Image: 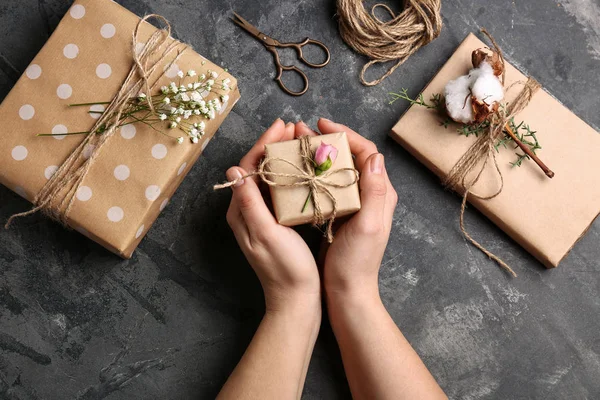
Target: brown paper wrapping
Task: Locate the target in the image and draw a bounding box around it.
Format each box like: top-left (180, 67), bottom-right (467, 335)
top-left (390, 33), bottom-right (600, 268)
top-left (264, 132), bottom-right (361, 226)
top-left (0, 0), bottom-right (240, 258)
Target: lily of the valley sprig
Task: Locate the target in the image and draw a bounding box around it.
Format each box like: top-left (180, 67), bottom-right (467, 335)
top-left (37, 68), bottom-right (231, 144)
top-left (302, 142), bottom-right (338, 213)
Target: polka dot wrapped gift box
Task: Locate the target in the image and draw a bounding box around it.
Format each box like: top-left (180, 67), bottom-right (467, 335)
top-left (0, 0), bottom-right (240, 258)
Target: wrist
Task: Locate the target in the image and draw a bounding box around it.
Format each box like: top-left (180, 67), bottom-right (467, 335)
top-left (325, 282), bottom-right (381, 314)
top-left (264, 289), bottom-right (322, 325)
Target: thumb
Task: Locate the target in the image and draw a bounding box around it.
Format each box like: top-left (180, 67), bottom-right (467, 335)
top-left (227, 166), bottom-right (277, 233)
top-left (355, 153), bottom-right (387, 227)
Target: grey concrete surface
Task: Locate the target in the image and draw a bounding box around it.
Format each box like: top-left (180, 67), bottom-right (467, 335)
top-left (1, 0), bottom-right (599, 399)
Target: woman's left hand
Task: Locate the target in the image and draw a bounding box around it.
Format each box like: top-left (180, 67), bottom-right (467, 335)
top-left (225, 118), bottom-right (321, 314)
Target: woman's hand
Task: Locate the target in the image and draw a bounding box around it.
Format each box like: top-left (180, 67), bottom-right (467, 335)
top-left (294, 118), bottom-right (398, 300)
top-left (226, 118), bottom-right (321, 314)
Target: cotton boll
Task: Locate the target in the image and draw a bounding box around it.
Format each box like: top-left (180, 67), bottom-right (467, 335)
top-left (470, 66), bottom-right (504, 110)
top-left (444, 75), bottom-right (474, 123)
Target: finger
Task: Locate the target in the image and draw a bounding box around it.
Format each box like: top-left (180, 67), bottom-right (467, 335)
top-left (354, 153), bottom-right (388, 230)
top-left (382, 166), bottom-right (398, 232)
top-left (239, 118), bottom-right (287, 172)
top-left (317, 118), bottom-right (377, 171)
top-left (284, 121), bottom-right (295, 139)
top-left (226, 200), bottom-right (250, 247)
top-left (226, 166), bottom-right (277, 234)
top-left (295, 121), bottom-right (319, 138)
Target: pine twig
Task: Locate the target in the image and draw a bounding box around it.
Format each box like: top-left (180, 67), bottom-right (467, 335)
top-left (503, 124), bottom-right (554, 178)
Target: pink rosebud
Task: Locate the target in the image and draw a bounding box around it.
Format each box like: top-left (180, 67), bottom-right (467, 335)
top-left (315, 142), bottom-right (338, 169)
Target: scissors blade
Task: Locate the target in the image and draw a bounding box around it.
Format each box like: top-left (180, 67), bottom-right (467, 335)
top-left (231, 12), bottom-right (261, 38)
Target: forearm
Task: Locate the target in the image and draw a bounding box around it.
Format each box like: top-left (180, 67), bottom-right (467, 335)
top-left (327, 288), bottom-right (446, 400)
top-left (218, 298), bottom-right (321, 400)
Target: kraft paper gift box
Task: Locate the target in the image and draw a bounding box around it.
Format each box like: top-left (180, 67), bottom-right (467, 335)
top-left (0, 0), bottom-right (240, 258)
top-left (390, 33), bottom-right (600, 268)
top-left (264, 132), bottom-right (361, 226)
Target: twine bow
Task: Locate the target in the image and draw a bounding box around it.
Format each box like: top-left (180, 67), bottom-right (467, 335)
top-left (443, 30), bottom-right (541, 277)
top-left (6, 15), bottom-right (188, 228)
top-left (214, 135), bottom-right (360, 242)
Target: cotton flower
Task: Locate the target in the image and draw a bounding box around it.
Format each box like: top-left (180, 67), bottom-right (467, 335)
top-left (177, 136), bottom-right (184, 144)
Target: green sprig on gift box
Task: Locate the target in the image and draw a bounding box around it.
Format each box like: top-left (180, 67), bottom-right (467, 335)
top-left (37, 68), bottom-right (231, 145)
top-left (389, 89), bottom-right (542, 167)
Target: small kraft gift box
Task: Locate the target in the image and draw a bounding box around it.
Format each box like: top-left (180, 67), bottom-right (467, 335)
top-left (0, 0), bottom-right (241, 258)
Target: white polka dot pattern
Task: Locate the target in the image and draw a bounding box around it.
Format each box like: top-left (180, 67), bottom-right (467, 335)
top-left (26, 64), bottom-right (42, 79)
top-left (19, 105), bottom-right (35, 120)
top-left (135, 225), bottom-right (145, 239)
top-left (100, 24), bottom-right (116, 38)
top-left (113, 165), bottom-right (130, 181)
top-left (45, 165), bottom-right (59, 179)
top-left (107, 207), bottom-right (124, 222)
top-left (52, 124), bottom-right (68, 140)
top-left (151, 144), bottom-right (167, 160)
top-left (76, 186), bottom-right (93, 202)
top-left (145, 185), bottom-right (161, 201)
top-left (11, 146), bottom-right (28, 161)
top-left (89, 105), bottom-right (105, 119)
top-left (159, 198), bottom-right (169, 211)
top-left (165, 63), bottom-right (180, 78)
top-left (120, 125), bottom-right (136, 139)
top-left (70, 4), bottom-right (85, 19)
top-left (63, 44), bottom-right (79, 59)
top-left (96, 63), bottom-right (112, 79)
top-left (57, 84), bottom-right (73, 99)
top-left (177, 162), bottom-right (187, 176)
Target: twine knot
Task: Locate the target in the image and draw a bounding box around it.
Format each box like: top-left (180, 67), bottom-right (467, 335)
top-left (214, 135), bottom-right (360, 242)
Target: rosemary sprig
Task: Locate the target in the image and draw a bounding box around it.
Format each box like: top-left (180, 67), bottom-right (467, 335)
top-left (391, 89), bottom-right (546, 169)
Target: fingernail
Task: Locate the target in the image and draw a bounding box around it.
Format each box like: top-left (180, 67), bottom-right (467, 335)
top-left (371, 154), bottom-right (384, 174)
top-left (320, 117), bottom-right (332, 123)
top-left (286, 122), bottom-right (295, 128)
top-left (226, 167), bottom-right (244, 187)
top-left (298, 120), bottom-right (307, 127)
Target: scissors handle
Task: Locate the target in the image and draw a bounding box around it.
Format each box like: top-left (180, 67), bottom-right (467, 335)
top-left (266, 46), bottom-right (309, 96)
top-left (277, 38), bottom-right (331, 68)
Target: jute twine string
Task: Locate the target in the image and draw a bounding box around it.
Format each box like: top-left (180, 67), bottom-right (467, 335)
top-left (6, 15), bottom-right (188, 228)
top-left (337, 0), bottom-right (442, 86)
top-left (443, 29), bottom-right (541, 277)
top-left (214, 135), bottom-right (360, 243)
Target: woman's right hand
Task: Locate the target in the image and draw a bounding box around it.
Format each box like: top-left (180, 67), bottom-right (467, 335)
top-left (294, 118), bottom-right (398, 300)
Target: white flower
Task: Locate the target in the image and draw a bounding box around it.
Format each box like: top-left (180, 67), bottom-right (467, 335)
top-left (193, 109), bottom-right (201, 115)
top-left (221, 94), bottom-right (229, 102)
top-left (161, 86), bottom-right (169, 94)
top-left (163, 97), bottom-right (171, 104)
top-left (177, 136), bottom-right (184, 144)
top-left (200, 106), bottom-right (209, 114)
top-left (191, 136), bottom-right (199, 144)
top-left (223, 78), bottom-right (230, 85)
top-left (170, 107), bottom-right (177, 115)
top-left (190, 128), bottom-right (199, 137)
top-left (177, 70), bottom-right (184, 78)
top-left (199, 100), bottom-right (206, 107)
top-left (199, 74), bottom-right (206, 80)
top-left (179, 85), bottom-right (187, 93)
top-left (193, 82), bottom-right (201, 90)
top-left (210, 71), bottom-right (218, 79)
top-left (169, 82), bottom-right (178, 93)
top-left (176, 117), bottom-right (182, 123)
top-left (187, 70), bottom-right (197, 77)
top-left (180, 93), bottom-right (190, 102)
top-left (207, 79), bottom-right (215, 86)
top-left (198, 121), bottom-right (206, 131)
top-left (184, 110), bottom-right (193, 119)
top-left (159, 114), bottom-right (167, 121)
top-left (177, 107), bottom-right (184, 115)
top-left (187, 83), bottom-right (194, 89)
top-left (201, 60), bottom-right (206, 65)
top-left (208, 110), bottom-right (215, 119)
top-left (170, 121), bottom-right (178, 128)
top-left (191, 91), bottom-right (203, 102)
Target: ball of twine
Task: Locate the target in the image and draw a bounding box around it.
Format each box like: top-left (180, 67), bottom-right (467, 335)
top-left (337, 0), bottom-right (443, 86)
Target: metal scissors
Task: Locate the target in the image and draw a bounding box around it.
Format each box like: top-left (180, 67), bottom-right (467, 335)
top-left (232, 12), bottom-right (331, 96)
